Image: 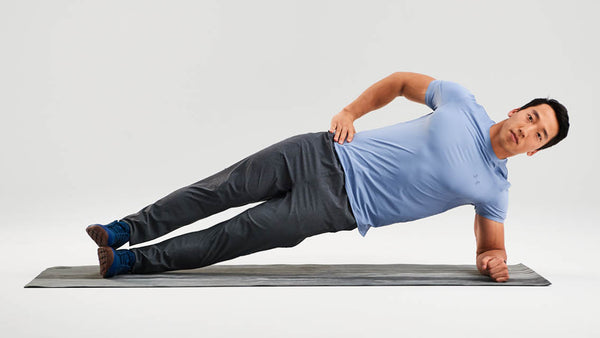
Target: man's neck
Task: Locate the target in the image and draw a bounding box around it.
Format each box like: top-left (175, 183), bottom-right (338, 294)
top-left (489, 122), bottom-right (509, 160)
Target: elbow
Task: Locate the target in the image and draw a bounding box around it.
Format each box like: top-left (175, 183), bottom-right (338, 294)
top-left (389, 72), bottom-right (408, 96)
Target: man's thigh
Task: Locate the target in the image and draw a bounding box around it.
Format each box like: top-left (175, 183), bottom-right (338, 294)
top-left (243, 175), bottom-right (356, 246)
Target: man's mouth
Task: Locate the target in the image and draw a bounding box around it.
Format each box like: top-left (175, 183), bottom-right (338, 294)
top-left (510, 131), bottom-right (518, 144)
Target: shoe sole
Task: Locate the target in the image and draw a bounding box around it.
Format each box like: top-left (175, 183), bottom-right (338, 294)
top-left (86, 225), bottom-right (108, 247)
top-left (98, 247), bottom-right (114, 278)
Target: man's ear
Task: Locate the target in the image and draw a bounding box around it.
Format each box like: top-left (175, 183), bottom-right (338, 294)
top-left (508, 108), bottom-right (520, 117)
top-left (527, 149), bottom-right (539, 156)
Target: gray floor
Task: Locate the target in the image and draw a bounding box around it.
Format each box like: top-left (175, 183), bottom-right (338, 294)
top-left (3, 212), bottom-right (599, 338)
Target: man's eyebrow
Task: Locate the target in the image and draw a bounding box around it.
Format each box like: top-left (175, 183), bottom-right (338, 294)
top-left (532, 109), bottom-right (549, 140)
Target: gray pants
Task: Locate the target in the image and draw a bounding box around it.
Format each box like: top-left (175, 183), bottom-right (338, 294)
top-left (122, 131), bottom-right (357, 274)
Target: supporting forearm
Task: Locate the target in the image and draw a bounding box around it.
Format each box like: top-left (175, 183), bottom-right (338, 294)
top-left (474, 216), bottom-right (509, 282)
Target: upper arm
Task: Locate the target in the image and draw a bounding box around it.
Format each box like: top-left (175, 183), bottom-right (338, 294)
top-left (392, 72), bottom-right (435, 105)
top-left (474, 214), bottom-right (506, 255)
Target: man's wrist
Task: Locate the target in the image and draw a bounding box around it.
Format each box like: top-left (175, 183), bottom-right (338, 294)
top-left (477, 249), bottom-right (507, 260)
top-left (342, 107), bottom-right (360, 120)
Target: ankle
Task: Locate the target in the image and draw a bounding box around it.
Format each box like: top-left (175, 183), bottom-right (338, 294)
top-left (122, 249), bottom-right (135, 270)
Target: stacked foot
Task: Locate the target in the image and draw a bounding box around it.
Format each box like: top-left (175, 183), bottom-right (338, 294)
top-left (86, 220), bottom-right (131, 249)
top-left (98, 247), bottom-right (135, 278)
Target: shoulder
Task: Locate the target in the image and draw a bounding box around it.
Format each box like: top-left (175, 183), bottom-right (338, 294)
top-left (475, 186), bottom-right (509, 224)
top-left (425, 80), bottom-right (476, 110)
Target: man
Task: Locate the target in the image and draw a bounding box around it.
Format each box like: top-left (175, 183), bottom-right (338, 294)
top-left (86, 72), bottom-right (569, 282)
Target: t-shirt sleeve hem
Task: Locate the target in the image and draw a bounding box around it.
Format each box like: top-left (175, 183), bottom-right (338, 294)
top-left (424, 79), bottom-right (440, 110)
top-left (475, 212), bottom-right (506, 224)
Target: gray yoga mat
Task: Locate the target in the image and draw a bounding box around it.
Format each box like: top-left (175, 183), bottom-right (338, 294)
top-left (24, 263), bottom-right (550, 288)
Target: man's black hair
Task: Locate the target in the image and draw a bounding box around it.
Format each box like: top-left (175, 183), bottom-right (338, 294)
top-left (519, 98), bottom-right (570, 150)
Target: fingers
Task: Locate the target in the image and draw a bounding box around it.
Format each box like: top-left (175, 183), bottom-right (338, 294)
top-left (330, 112), bottom-right (356, 144)
top-left (481, 256), bottom-right (493, 271)
top-left (332, 125), bottom-right (340, 143)
top-left (338, 127), bottom-right (348, 144)
top-left (493, 274), bottom-right (510, 283)
top-left (347, 126), bottom-right (356, 142)
top-left (330, 124), bottom-right (356, 144)
top-left (489, 265), bottom-right (504, 276)
top-left (330, 118), bottom-right (344, 143)
top-left (486, 257), bottom-right (509, 282)
top-left (491, 269), bottom-right (510, 282)
top-left (480, 256), bottom-right (509, 282)
top-left (486, 256), bottom-right (501, 268)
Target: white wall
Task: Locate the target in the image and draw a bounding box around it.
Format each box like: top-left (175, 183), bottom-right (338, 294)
top-left (1, 0), bottom-right (597, 266)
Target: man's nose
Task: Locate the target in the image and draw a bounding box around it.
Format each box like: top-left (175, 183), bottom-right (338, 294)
top-left (523, 125), bottom-right (537, 138)
top-left (519, 127), bottom-right (531, 138)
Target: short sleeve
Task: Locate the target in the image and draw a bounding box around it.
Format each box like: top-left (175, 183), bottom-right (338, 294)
top-left (474, 190), bottom-right (509, 224)
top-left (425, 80), bottom-right (476, 111)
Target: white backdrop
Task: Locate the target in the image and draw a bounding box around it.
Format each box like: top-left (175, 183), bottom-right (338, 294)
top-left (1, 1), bottom-right (599, 337)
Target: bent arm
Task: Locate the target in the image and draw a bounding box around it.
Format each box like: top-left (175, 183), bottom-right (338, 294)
top-left (330, 72), bottom-right (435, 144)
top-left (474, 214), bottom-right (510, 282)
top-left (342, 72), bottom-right (435, 120)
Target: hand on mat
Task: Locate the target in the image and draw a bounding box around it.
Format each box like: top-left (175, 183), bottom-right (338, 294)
top-left (481, 256), bottom-right (510, 282)
top-left (330, 109), bottom-right (357, 144)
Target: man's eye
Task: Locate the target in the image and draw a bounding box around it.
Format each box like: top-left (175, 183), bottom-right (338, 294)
top-left (537, 133), bottom-right (542, 141)
top-left (528, 114), bottom-right (533, 122)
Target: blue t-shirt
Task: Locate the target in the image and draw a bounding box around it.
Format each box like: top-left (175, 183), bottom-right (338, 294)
top-left (334, 80), bottom-right (510, 237)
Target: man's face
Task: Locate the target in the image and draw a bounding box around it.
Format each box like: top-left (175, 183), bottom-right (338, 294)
top-left (499, 103), bottom-right (560, 157)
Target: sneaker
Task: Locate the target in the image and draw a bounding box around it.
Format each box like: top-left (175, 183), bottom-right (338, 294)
top-left (98, 247), bottom-right (135, 278)
top-left (86, 220), bottom-right (130, 249)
